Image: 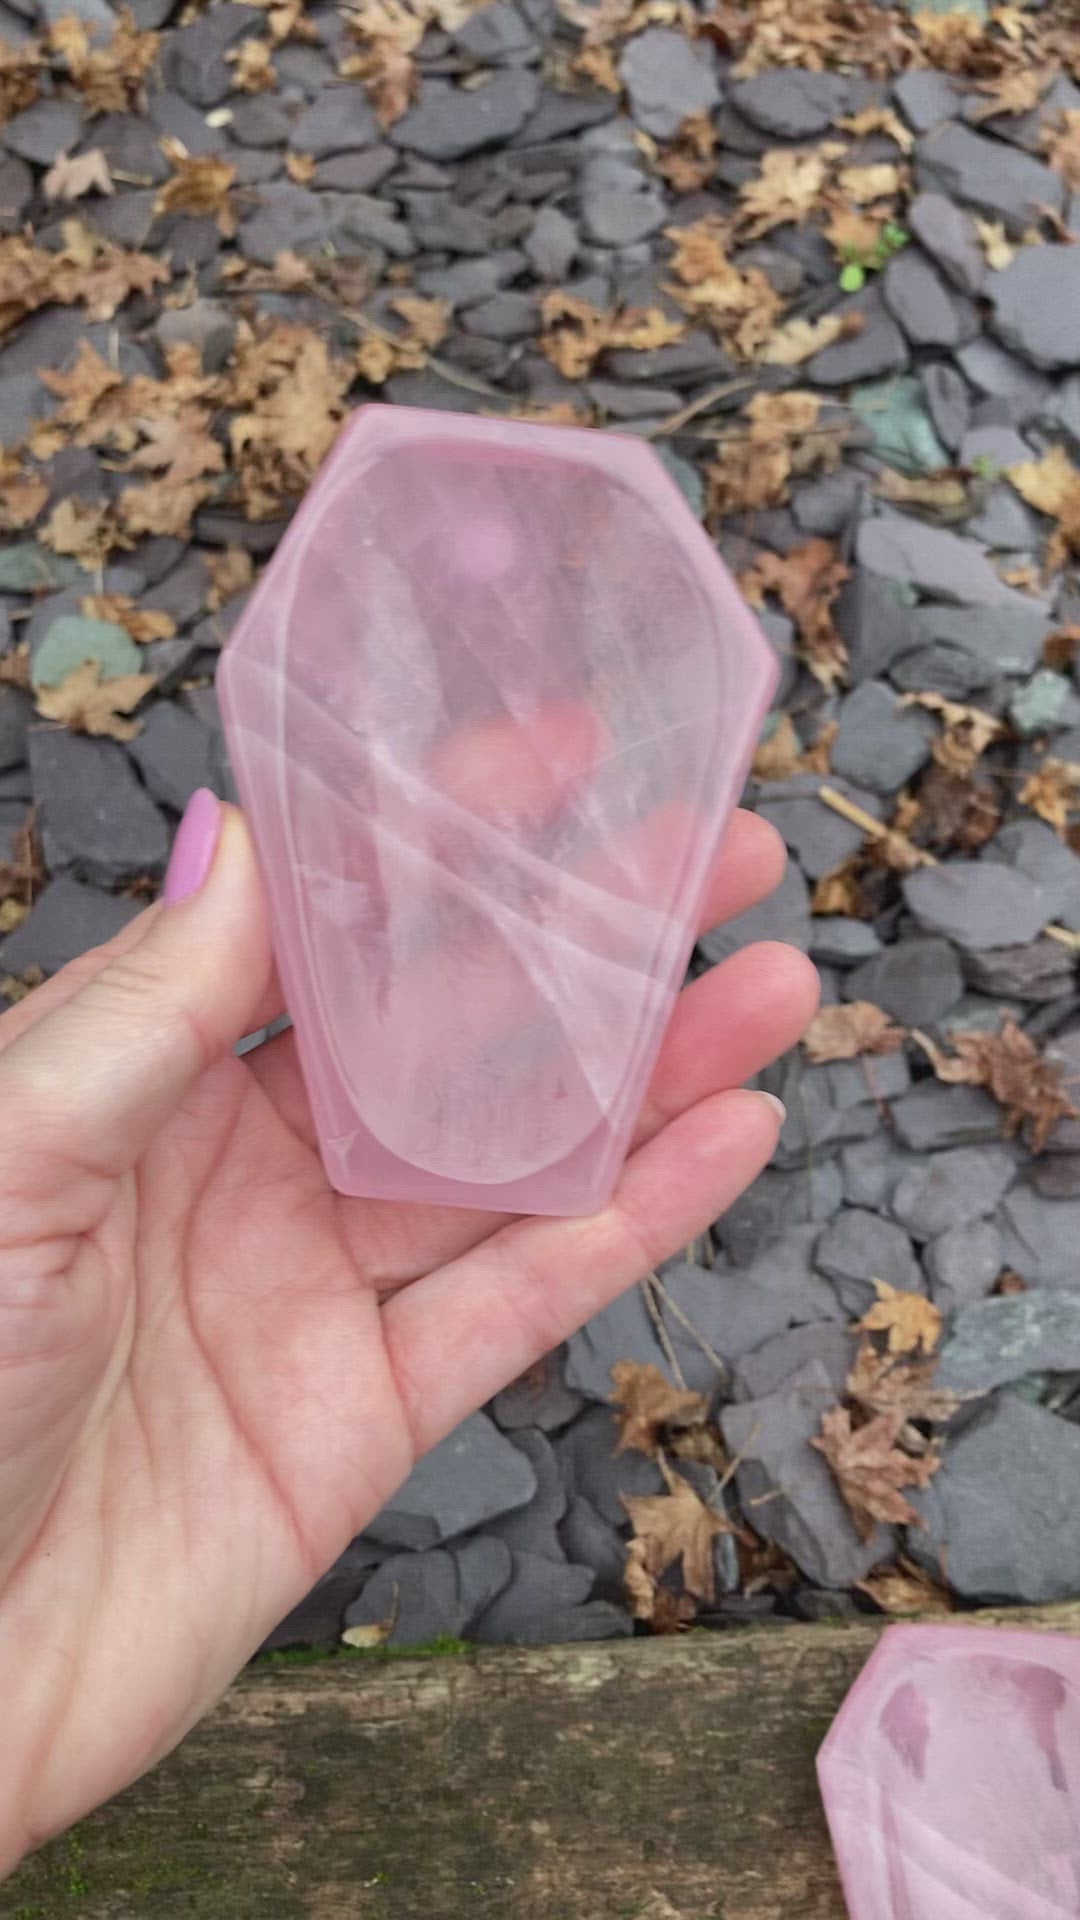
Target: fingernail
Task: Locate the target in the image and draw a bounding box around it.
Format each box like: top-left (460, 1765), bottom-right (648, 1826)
top-left (164, 789), bottom-right (222, 905)
top-left (758, 1092), bottom-right (787, 1125)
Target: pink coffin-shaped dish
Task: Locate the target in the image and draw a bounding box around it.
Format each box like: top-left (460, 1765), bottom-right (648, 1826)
top-left (218, 406), bottom-right (777, 1214)
top-left (818, 1623), bottom-right (1080, 1919)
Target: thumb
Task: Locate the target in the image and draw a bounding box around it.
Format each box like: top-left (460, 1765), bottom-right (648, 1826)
top-left (1, 792), bottom-right (274, 1188)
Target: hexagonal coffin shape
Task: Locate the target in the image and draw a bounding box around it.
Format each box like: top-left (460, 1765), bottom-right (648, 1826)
top-left (818, 1623), bottom-right (1080, 1918)
top-left (219, 406), bottom-right (776, 1213)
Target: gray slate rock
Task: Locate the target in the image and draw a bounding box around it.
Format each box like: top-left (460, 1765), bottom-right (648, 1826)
top-left (907, 192), bottom-right (985, 295)
top-left (893, 70), bottom-right (961, 133)
top-left (998, 1188), bottom-right (1080, 1289)
top-left (841, 1135), bottom-right (928, 1213)
top-left (834, 570), bottom-right (921, 682)
top-left (619, 27), bottom-right (719, 140)
top-left (155, 297), bottom-right (235, 373)
top-left (393, 73), bottom-right (540, 160)
top-left (808, 918), bottom-right (882, 967)
top-left (924, 1219), bottom-right (1003, 1312)
top-left (890, 1144), bottom-right (1016, 1241)
top-left (845, 936), bottom-right (963, 1027)
top-left (698, 859), bottom-right (811, 965)
top-left (920, 361), bottom-right (971, 454)
top-left (163, 3), bottom-right (263, 106)
top-left (238, 182), bottom-right (328, 262)
top-left (0, 875), bottom-right (140, 978)
top-left (558, 1495), bottom-right (626, 1600)
top-left (755, 774), bottom-right (883, 879)
top-left (956, 337), bottom-right (1053, 421)
top-left (714, 1161), bottom-right (843, 1266)
top-left (365, 1411), bottom-right (536, 1549)
top-left (553, 1405), bottom-right (664, 1527)
top-left (3, 98), bottom-right (82, 164)
top-left (490, 1349), bottom-right (585, 1433)
top-left (344, 1539), bottom-right (512, 1647)
top-left (908, 1394), bottom-right (1080, 1603)
top-left (989, 244), bottom-right (1080, 371)
top-left (937, 1290), bottom-right (1080, 1395)
top-left (721, 1361), bottom-right (891, 1587)
top-left (289, 85), bottom-right (379, 155)
top-left (791, 470), bottom-right (865, 538)
top-left (911, 601), bottom-right (1052, 676)
top-left (916, 122), bottom-right (1063, 232)
top-left (882, 249), bottom-right (965, 348)
top-left (667, 1231), bottom-right (843, 1363)
top-left (581, 185), bottom-right (665, 246)
top-left (565, 1269), bottom-right (726, 1401)
top-left (857, 514), bottom-right (1007, 606)
top-left (964, 939), bottom-right (1076, 1003)
top-left (31, 731), bottom-right (169, 887)
top-left (815, 1207), bottom-right (924, 1314)
top-left (523, 203), bottom-right (577, 280)
top-left (0, 151), bottom-right (31, 235)
top-left (732, 1322), bottom-right (856, 1404)
top-left (902, 861), bottom-right (1048, 951)
top-left (831, 680), bottom-right (934, 795)
top-left (471, 1549), bottom-right (631, 1644)
top-left (731, 71), bottom-right (846, 139)
top-left (261, 1538), bottom-right (384, 1649)
top-left (0, 687), bottom-right (29, 772)
top-left (807, 290), bottom-right (908, 386)
top-left (485, 1429), bottom-right (566, 1562)
top-left (126, 701), bottom-right (220, 814)
top-left (892, 1081), bottom-right (1003, 1152)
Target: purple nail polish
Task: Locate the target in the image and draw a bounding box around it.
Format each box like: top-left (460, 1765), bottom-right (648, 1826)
top-left (164, 789), bottom-right (222, 905)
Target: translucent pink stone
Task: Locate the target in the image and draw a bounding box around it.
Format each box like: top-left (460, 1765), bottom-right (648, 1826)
top-left (818, 1623), bottom-right (1080, 1918)
top-left (218, 406), bottom-right (776, 1214)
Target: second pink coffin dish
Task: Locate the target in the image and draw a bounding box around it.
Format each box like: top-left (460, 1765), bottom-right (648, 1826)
top-left (219, 406), bottom-right (777, 1214)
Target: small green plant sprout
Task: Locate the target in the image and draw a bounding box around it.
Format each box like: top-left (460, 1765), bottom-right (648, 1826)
top-left (838, 222), bottom-right (910, 292)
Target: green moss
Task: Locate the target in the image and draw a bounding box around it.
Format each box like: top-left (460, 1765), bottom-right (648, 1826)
top-left (252, 1634), bottom-right (472, 1669)
top-left (65, 1831), bottom-right (88, 1898)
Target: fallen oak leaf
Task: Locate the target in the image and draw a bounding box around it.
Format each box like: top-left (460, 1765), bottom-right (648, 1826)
top-left (858, 1281), bottom-right (942, 1358)
top-left (912, 1015), bottom-right (1078, 1153)
top-left (35, 660), bottom-right (155, 742)
top-left (812, 1405), bottom-right (941, 1538)
top-left (610, 1361), bottom-right (709, 1457)
top-left (622, 1455), bottom-right (735, 1607)
top-left (802, 1000), bottom-right (905, 1065)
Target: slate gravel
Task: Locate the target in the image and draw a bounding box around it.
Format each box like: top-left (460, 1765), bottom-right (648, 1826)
top-left (4, 0), bottom-right (1080, 1648)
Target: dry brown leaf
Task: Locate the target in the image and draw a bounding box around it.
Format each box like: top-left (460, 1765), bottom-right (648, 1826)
top-left (665, 219), bottom-right (782, 359)
top-left (125, 405), bottom-right (226, 492)
top-left (835, 105), bottom-right (913, 153)
top-left (968, 65), bottom-right (1052, 121)
top-left (610, 1361), bottom-right (709, 1457)
top-left (41, 496), bottom-right (121, 567)
top-left (846, 1338), bottom-right (964, 1430)
top-left (539, 290), bottom-right (683, 379)
top-left (837, 161), bottom-right (903, 203)
top-left (813, 1405), bottom-right (940, 1537)
top-left (811, 860), bottom-right (871, 918)
top-left (207, 544), bottom-right (255, 610)
top-left (802, 1000), bottom-right (905, 1065)
top-left (339, 0), bottom-right (486, 127)
top-left (823, 203), bottom-right (890, 265)
top-left (874, 466), bottom-right (971, 521)
top-left (739, 538), bottom-right (849, 689)
top-left (43, 146), bottom-right (114, 202)
top-left (156, 139), bottom-right (238, 236)
top-left (973, 216), bottom-right (1018, 269)
top-left (736, 143), bottom-right (842, 239)
top-left (573, 41), bottom-right (621, 91)
top-left (913, 1015), bottom-right (1078, 1153)
top-left (284, 148), bottom-right (315, 184)
top-left (0, 228), bottom-right (169, 336)
top-left (1020, 756), bottom-right (1080, 834)
top-left (227, 34), bottom-right (277, 91)
top-left (622, 1456), bottom-right (732, 1606)
top-left (80, 592), bottom-right (175, 643)
top-left (36, 660), bottom-right (155, 741)
top-left (752, 711), bottom-right (801, 779)
top-left (1008, 445), bottom-right (1080, 570)
top-left (900, 690), bottom-right (1004, 778)
top-left (759, 310), bottom-right (861, 367)
top-left (117, 476), bottom-right (214, 540)
top-left (1043, 624), bottom-right (1080, 673)
top-left (40, 339), bottom-right (124, 427)
top-left (859, 1282), bottom-right (943, 1358)
top-left (227, 324), bottom-right (352, 517)
top-left (1043, 109), bottom-right (1080, 190)
top-left (654, 110), bottom-right (718, 192)
top-left (0, 33), bottom-right (44, 126)
top-left (49, 9), bottom-right (158, 115)
top-left (857, 1559), bottom-right (954, 1615)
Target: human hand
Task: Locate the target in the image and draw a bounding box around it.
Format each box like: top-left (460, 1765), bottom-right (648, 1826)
top-left (0, 791), bottom-right (817, 1872)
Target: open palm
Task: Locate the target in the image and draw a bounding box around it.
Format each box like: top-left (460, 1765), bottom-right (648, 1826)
top-left (0, 803), bottom-right (816, 1874)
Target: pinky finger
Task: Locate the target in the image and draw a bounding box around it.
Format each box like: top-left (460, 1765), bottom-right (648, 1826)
top-left (382, 1087), bottom-right (784, 1457)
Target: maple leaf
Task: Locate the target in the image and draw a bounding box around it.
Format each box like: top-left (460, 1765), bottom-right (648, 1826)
top-left (739, 538), bottom-right (849, 688)
top-left (0, 230), bottom-right (167, 335)
top-left (207, 544), bottom-right (255, 610)
top-left (49, 10), bottom-right (159, 116)
top-left (836, 105), bottom-right (913, 154)
top-left (802, 1000), bottom-right (905, 1065)
top-left (1020, 756), bottom-right (1080, 834)
top-left (126, 406), bottom-right (226, 491)
top-left (36, 660), bottom-right (155, 742)
top-left (610, 1361), bottom-right (709, 1458)
top-left (43, 147), bottom-right (114, 202)
top-left (665, 219), bottom-right (782, 359)
top-left (81, 592), bottom-right (176, 643)
top-left (973, 217), bottom-right (1018, 269)
top-left (812, 860), bottom-right (872, 918)
top-left (655, 111), bottom-right (718, 192)
top-left (623, 1456), bottom-right (733, 1607)
top-left (874, 467), bottom-right (972, 523)
top-left (968, 65), bottom-right (1052, 121)
top-left (41, 497), bottom-right (122, 567)
top-left (813, 1405), bottom-right (941, 1538)
top-left (900, 691), bottom-right (1004, 778)
top-left (859, 1282), bottom-right (942, 1358)
top-left (227, 34), bottom-right (277, 91)
top-left (1008, 445), bottom-right (1080, 571)
top-left (846, 1339), bottom-right (964, 1430)
top-left (156, 139), bottom-right (238, 236)
top-left (117, 476), bottom-right (214, 540)
top-left (753, 711), bottom-right (802, 779)
top-left (736, 143), bottom-right (842, 239)
top-left (1043, 109), bottom-right (1080, 190)
top-left (913, 1017), bottom-right (1078, 1154)
top-left (0, 450), bottom-right (46, 529)
top-left (837, 161), bottom-right (904, 203)
top-left (285, 148), bottom-right (316, 184)
top-left (227, 325), bottom-right (352, 516)
top-left (339, 0), bottom-right (434, 126)
top-left (857, 1559), bottom-right (954, 1615)
top-left (40, 339), bottom-right (123, 426)
top-left (538, 291), bottom-right (683, 379)
top-left (760, 310), bottom-right (862, 367)
top-left (356, 293), bottom-right (451, 382)
top-left (0, 33), bottom-right (44, 125)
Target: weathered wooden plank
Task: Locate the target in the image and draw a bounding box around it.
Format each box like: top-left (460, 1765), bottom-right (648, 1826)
top-left (7, 1605), bottom-right (1080, 1920)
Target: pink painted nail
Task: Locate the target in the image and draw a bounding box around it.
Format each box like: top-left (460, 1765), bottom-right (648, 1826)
top-left (164, 789), bottom-right (222, 905)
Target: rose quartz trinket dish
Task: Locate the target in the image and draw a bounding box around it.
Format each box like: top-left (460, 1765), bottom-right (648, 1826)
top-left (218, 406), bottom-right (777, 1214)
top-left (818, 1623), bottom-right (1080, 1919)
